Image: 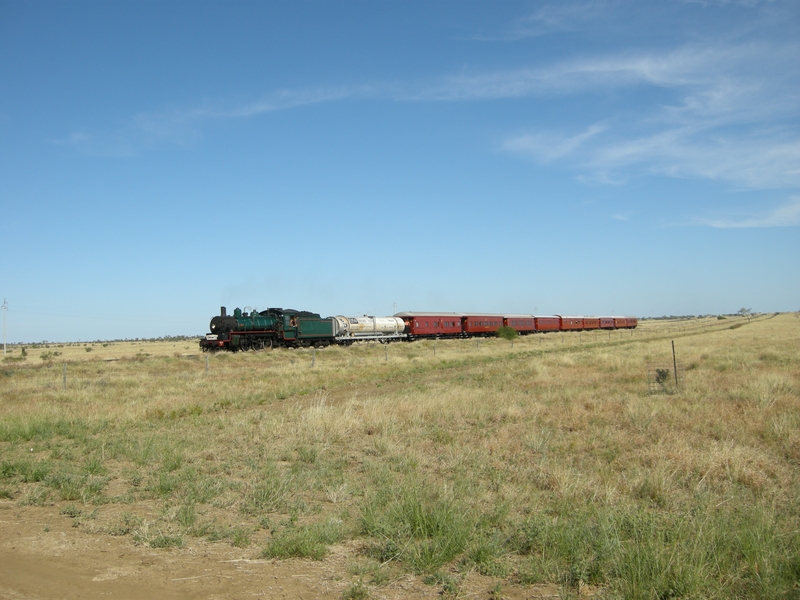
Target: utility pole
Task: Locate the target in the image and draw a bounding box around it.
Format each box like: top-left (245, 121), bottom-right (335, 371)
top-left (2, 298), bottom-right (7, 356)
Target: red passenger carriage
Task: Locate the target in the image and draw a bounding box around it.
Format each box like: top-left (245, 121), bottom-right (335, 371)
top-left (463, 314), bottom-right (505, 336)
top-left (535, 316), bottom-right (560, 332)
top-left (559, 316), bottom-right (584, 331)
top-left (395, 312), bottom-right (463, 339)
top-left (599, 317), bottom-right (614, 329)
top-left (503, 314), bottom-right (536, 334)
top-left (582, 317), bottom-right (600, 330)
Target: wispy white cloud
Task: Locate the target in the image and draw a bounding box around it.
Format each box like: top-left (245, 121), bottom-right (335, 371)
top-left (52, 84), bottom-right (382, 154)
top-left (678, 0), bottom-right (775, 7)
top-left (502, 124), bottom-right (607, 162)
top-left (67, 43), bottom-right (778, 154)
top-left (473, 1), bottom-right (777, 41)
top-left (413, 55), bottom-right (676, 101)
top-left (504, 120), bottom-right (800, 189)
top-left (697, 196), bottom-right (800, 227)
top-left (50, 130), bottom-right (139, 156)
top-left (590, 128), bottom-right (800, 188)
top-left (55, 36), bottom-right (799, 193)
top-left (52, 85), bottom-right (379, 156)
top-left (496, 41), bottom-right (800, 189)
top-left (419, 42), bottom-right (797, 111)
top-left (205, 85), bottom-right (379, 118)
top-left (611, 210), bottom-right (642, 221)
top-left (468, 2), bottom-right (611, 41)
top-left (50, 131), bottom-right (92, 146)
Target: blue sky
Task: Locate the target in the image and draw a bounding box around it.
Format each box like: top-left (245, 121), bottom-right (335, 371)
top-left (1, 0), bottom-right (798, 342)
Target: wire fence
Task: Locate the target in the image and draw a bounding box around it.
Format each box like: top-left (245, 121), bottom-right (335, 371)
top-left (646, 362), bottom-right (683, 394)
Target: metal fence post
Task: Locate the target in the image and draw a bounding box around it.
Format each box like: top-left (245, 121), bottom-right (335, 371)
top-left (672, 340), bottom-right (678, 390)
top-left (63, 363), bottom-right (66, 390)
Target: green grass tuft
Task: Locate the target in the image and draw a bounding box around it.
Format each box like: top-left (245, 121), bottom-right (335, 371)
top-left (361, 481), bottom-right (473, 573)
top-left (261, 518), bottom-right (344, 560)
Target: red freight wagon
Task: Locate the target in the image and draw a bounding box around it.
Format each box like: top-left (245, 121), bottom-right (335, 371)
top-left (599, 317), bottom-right (614, 329)
top-left (626, 317), bottom-right (638, 328)
top-left (395, 312), bottom-right (463, 339)
top-left (559, 316), bottom-right (584, 331)
top-left (583, 317), bottom-right (600, 330)
top-left (535, 316), bottom-right (560, 332)
top-left (463, 314), bottom-right (504, 336)
top-left (504, 314), bottom-right (536, 334)
top-left (613, 317), bottom-right (627, 329)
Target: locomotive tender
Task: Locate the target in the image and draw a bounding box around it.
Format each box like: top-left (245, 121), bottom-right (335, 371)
top-left (200, 306), bottom-right (637, 352)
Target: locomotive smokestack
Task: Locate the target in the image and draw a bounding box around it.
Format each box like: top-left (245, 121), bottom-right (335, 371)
top-left (220, 306), bottom-right (227, 317)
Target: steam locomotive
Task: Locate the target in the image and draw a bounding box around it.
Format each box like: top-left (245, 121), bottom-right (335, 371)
top-left (199, 306), bottom-right (637, 351)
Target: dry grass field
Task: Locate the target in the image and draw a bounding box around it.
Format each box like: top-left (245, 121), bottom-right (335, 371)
top-left (1, 314), bottom-right (798, 599)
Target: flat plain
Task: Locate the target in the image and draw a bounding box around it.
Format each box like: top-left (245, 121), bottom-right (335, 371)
top-left (1, 314), bottom-right (798, 599)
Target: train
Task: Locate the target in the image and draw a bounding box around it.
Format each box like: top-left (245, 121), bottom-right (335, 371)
top-left (199, 306), bottom-right (638, 351)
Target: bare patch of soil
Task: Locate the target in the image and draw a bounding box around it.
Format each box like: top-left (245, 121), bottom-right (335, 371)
top-left (0, 504), bottom-right (562, 600)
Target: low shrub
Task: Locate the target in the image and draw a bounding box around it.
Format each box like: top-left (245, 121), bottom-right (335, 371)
top-left (497, 326), bottom-right (519, 341)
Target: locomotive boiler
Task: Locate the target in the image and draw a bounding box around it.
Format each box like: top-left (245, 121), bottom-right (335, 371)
top-left (201, 306), bottom-right (336, 351)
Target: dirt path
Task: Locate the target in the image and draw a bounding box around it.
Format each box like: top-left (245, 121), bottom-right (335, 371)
top-left (1, 505), bottom-right (341, 599)
top-left (0, 505), bottom-right (564, 600)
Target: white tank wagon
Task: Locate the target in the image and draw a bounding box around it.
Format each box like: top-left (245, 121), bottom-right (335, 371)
top-left (333, 315), bottom-right (407, 343)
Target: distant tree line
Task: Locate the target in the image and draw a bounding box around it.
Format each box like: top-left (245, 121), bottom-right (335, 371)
top-left (642, 311), bottom-right (769, 321)
top-left (7, 334), bottom-right (203, 350)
